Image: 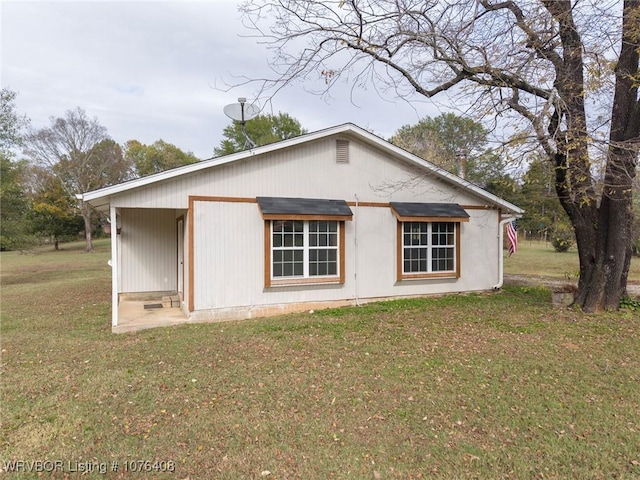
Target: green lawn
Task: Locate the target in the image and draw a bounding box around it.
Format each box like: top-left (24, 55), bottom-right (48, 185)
top-left (505, 240), bottom-right (640, 282)
top-left (1, 240), bottom-right (639, 479)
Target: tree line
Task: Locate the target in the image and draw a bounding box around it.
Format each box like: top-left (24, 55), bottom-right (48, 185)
top-left (6, 85), bottom-right (634, 258)
top-left (1, 94), bottom-right (199, 252)
top-left (0, 91), bottom-right (309, 252)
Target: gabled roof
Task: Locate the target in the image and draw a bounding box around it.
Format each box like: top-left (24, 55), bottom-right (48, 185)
top-left (81, 123), bottom-right (523, 215)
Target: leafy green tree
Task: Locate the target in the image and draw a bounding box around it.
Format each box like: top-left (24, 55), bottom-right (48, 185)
top-left (471, 153), bottom-right (520, 200)
top-left (214, 112), bottom-right (306, 156)
top-left (518, 158), bottom-right (569, 241)
top-left (389, 119), bottom-right (449, 167)
top-left (502, 156), bottom-right (575, 251)
top-left (125, 139), bottom-right (199, 177)
top-left (391, 113), bottom-right (488, 172)
top-left (1, 88), bottom-right (29, 156)
top-left (0, 157), bottom-right (33, 250)
top-left (390, 113), bottom-right (513, 192)
top-left (0, 88), bottom-right (33, 250)
top-left (29, 167), bottom-right (83, 247)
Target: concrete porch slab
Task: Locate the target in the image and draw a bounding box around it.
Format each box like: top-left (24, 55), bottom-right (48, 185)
top-left (114, 300), bottom-right (189, 333)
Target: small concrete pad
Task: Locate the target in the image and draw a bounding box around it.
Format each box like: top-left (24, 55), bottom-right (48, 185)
top-left (115, 300), bottom-right (189, 333)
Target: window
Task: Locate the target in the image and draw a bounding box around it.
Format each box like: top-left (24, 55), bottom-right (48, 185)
top-left (272, 220), bottom-right (339, 280)
top-left (402, 221), bottom-right (456, 275)
top-left (272, 220), bottom-right (304, 277)
top-left (309, 220), bottom-right (339, 276)
top-left (268, 220), bottom-right (343, 285)
top-left (257, 197), bottom-right (352, 287)
top-left (391, 202), bottom-right (468, 281)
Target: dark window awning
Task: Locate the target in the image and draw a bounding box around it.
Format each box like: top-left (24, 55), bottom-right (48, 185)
top-left (257, 197), bottom-right (353, 221)
top-left (390, 202), bottom-right (470, 222)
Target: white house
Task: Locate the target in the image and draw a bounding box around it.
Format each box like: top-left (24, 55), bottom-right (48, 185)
top-left (81, 124), bottom-right (523, 332)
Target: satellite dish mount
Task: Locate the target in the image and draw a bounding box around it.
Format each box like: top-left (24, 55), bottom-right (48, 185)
top-left (223, 97), bottom-right (259, 149)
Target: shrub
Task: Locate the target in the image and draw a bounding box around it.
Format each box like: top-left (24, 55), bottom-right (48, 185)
top-left (551, 224), bottom-right (575, 252)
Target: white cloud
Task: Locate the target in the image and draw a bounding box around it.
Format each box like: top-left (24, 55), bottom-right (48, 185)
top-left (2, 0), bottom-right (443, 159)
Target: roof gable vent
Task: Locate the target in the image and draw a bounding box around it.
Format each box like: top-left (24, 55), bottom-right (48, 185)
top-left (336, 139), bottom-right (350, 164)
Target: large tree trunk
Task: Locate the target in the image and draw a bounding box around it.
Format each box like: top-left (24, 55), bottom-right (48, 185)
top-left (573, 193), bottom-right (634, 312)
top-left (569, 0), bottom-right (639, 312)
top-left (560, 152), bottom-right (636, 313)
top-left (81, 201), bottom-right (93, 253)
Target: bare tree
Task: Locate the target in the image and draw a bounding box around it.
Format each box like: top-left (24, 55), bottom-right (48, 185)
top-left (24, 108), bottom-right (130, 252)
top-left (239, 0), bottom-right (640, 312)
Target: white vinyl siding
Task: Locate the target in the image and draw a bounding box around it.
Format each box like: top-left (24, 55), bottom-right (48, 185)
top-left (119, 208), bottom-right (177, 293)
top-left (181, 200), bottom-right (499, 321)
top-left (192, 201), bottom-right (263, 310)
top-left (111, 137), bottom-right (483, 210)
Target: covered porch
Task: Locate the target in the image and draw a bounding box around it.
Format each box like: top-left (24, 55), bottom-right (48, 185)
top-left (107, 206), bottom-right (188, 332)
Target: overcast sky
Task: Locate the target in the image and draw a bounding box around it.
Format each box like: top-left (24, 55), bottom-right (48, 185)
top-left (1, 0), bottom-right (449, 160)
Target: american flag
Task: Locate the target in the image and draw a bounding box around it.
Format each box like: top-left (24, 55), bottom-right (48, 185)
top-left (507, 220), bottom-right (518, 256)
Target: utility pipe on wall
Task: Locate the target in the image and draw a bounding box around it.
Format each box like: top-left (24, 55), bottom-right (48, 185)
top-left (494, 216), bottom-right (518, 290)
top-left (110, 205), bottom-right (119, 327)
top-left (353, 193), bottom-right (360, 306)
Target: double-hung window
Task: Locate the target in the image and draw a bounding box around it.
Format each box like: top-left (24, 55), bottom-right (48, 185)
top-left (272, 220), bottom-right (339, 278)
top-left (257, 197), bottom-right (352, 287)
top-left (402, 221), bottom-right (456, 274)
top-left (391, 202), bottom-right (469, 280)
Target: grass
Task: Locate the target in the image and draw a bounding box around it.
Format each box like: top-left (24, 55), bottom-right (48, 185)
top-left (505, 240), bottom-right (640, 282)
top-left (1, 239), bottom-right (639, 479)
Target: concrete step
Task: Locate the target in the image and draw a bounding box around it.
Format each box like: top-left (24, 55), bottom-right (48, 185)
top-left (162, 295), bottom-right (181, 308)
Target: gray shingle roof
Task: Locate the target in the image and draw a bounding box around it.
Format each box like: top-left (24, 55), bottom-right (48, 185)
top-left (390, 202), bottom-right (469, 219)
top-left (257, 197), bottom-right (353, 216)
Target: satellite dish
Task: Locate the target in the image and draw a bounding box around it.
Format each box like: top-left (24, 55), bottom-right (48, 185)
top-left (223, 101), bottom-right (259, 122)
top-left (223, 97), bottom-right (259, 149)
